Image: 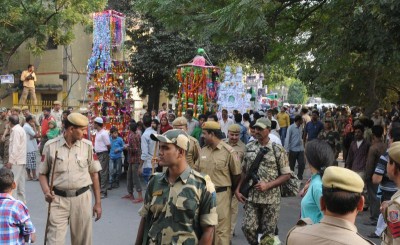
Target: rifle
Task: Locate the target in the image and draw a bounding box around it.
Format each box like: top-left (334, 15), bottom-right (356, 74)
top-left (240, 147), bottom-right (269, 198)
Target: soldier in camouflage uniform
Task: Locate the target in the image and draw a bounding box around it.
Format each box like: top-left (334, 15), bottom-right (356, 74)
top-left (224, 124), bottom-right (246, 238)
top-left (199, 121), bottom-right (242, 245)
top-left (135, 129), bottom-right (217, 245)
top-left (235, 118), bottom-right (291, 245)
top-left (172, 117), bottom-right (201, 170)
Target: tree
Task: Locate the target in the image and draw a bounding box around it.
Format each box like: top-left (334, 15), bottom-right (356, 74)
top-left (135, 0), bottom-right (400, 115)
top-left (287, 80), bottom-right (308, 104)
top-left (0, 0), bottom-right (107, 71)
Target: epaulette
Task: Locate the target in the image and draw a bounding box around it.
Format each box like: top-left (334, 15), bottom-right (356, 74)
top-left (82, 138), bottom-right (94, 146)
top-left (221, 141), bottom-right (235, 153)
top-left (188, 135), bottom-right (198, 142)
top-left (45, 136), bottom-right (62, 146)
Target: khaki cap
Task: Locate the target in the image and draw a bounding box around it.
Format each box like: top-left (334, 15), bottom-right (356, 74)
top-left (151, 129), bottom-right (189, 151)
top-left (67, 113), bottom-right (89, 127)
top-left (254, 118), bottom-right (271, 129)
top-left (21, 106), bottom-right (29, 111)
top-left (202, 121), bottom-right (220, 130)
top-left (12, 106), bottom-right (21, 112)
top-left (228, 124), bottom-right (241, 133)
top-left (322, 166), bottom-right (364, 193)
top-left (172, 117), bottom-right (187, 127)
top-left (53, 101), bottom-right (61, 105)
top-left (389, 142), bottom-right (400, 164)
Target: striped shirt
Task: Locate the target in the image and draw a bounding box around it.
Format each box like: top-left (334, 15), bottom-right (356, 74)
top-left (0, 193), bottom-right (35, 244)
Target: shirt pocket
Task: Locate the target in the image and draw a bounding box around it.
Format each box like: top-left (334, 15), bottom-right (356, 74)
top-left (173, 196), bottom-right (198, 224)
top-left (214, 154), bottom-right (228, 171)
top-left (54, 154), bottom-right (67, 173)
top-left (76, 156), bottom-right (89, 171)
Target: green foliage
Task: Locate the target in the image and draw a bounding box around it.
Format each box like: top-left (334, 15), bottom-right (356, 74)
top-left (135, 0), bottom-right (400, 114)
top-left (287, 80), bottom-right (308, 104)
top-left (0, 0), bottom-right (107, 70)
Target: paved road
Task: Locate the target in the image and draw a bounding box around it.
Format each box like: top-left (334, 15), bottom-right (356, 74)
top-left (25, 166), bottom-right (381, 244)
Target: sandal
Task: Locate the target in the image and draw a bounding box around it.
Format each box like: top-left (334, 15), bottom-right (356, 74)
top-left (132, 198), bottom-right (144, 203)
top-left (121, 194), bottom-right (134, 200)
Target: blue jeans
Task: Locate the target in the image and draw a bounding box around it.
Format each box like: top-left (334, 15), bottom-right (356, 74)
top-left (280, 127), bottom-right (288, 146)
top-left (109, 158), bottom-right (122, 184)
top-left (142, 168), bottom-right (152, 185)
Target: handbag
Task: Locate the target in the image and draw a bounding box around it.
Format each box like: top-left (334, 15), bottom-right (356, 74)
top-left (272, 143), bottom-right (301, 197)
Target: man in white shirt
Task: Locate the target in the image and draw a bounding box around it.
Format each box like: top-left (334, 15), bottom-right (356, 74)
top-left (6, 115), bottom-right (27, 203)
top-left (185, 109), bottom-right (199, 136)
top-left (140, 116), bottom-right (157, 184)
top-left (51, 101), bottom-right (63, 128)
top-left (219, 109), bottom-right (234, 138)
top-left (94, 117), bottom-right (110, 198)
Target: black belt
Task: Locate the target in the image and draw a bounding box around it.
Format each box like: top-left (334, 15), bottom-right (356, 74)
top-left (215, 186), bottom-right (228, 193)
top-left (96, 151), bottom-right (108, 155)
top-left (53, 186), bottom-right (90, 197)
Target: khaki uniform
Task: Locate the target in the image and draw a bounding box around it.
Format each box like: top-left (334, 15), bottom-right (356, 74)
top-left (224, 139), bottom-right (246, 237)
top-left (3, 124), bottom-right (11, 164)
top-left (138, 167), bottom-right (218, 244)
top-left (0, 117), bottom-right (8, 160)
top-left (40, 136), bottom-right (101, 245)
top-left (382, 190), bottom-right (400, 244)
top-left (199, 141), bottom-right (241, 245)
top-left (18, 114), bottom-right (25, 127)
top-left (286, 216), bottom-right (374, 245)
top-left (242, 140), bottom-right (291, 245)
top-left (187, 135), bottom-right (200, 170)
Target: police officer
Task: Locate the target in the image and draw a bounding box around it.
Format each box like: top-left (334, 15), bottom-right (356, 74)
top-left (235, 118), bottom-right (291, 245)
top-left (172, 116), bottom-right (201, 170)
top-left (224, 124), bottom-right (246, 238)
top-left (11, 106), bottom-right (25, 126)
top-left (199, 121), bottom-right (241, 245)
top-left (51, 101), bottom-right (63, 128)
top-left (135, 129), bottom-right (217, 245)
top-left (286, 166), bottom-right (374, 245)
top-left (39, 113), bottom-right (102, 245)
top-left (382, 142), bottom-right (400, 244)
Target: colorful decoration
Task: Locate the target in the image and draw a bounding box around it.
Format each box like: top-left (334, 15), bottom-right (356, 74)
top-left (85, 10), bottom-right (131, 143)
top-left (217, 66), bottom-right (251, 114)
top-left (176, 49), bottom-right (220, 117)
top-left (87, 10), bottom-right (126, 75)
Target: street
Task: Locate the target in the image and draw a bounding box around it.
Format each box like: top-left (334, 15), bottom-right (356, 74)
top-left (25, 162), bottom-right (381, 245)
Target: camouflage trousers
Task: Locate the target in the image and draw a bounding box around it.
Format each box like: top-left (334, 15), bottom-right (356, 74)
top-left (242, 201), bottom-right (280, 245)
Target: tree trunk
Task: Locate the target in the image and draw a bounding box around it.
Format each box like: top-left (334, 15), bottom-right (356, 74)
top-left (147, 84), bottom-right (161, 112)
top-left (364, 70), bottom-right (379, 117)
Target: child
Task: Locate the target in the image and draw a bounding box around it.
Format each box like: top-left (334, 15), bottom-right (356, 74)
top-left (0, 167), bottom-right (36, 243)
top-left (108, 127), bottom-right (125, 189)
top-left (46, 121), bottom-right (60, 140)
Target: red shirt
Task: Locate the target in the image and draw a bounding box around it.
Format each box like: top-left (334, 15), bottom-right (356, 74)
top-left (41, 115), bottom-right (55, 137)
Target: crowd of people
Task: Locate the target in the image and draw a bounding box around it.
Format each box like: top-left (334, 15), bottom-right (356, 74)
top-left (0, 98), bottom-right (400, 244)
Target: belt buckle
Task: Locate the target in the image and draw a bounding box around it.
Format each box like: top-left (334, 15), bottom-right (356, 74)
top-left (64, 190), bottom-right (77, 197)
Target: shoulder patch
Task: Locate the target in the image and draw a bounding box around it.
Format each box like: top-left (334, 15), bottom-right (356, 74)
top-left (389, 210), bottom-right (400, 223)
